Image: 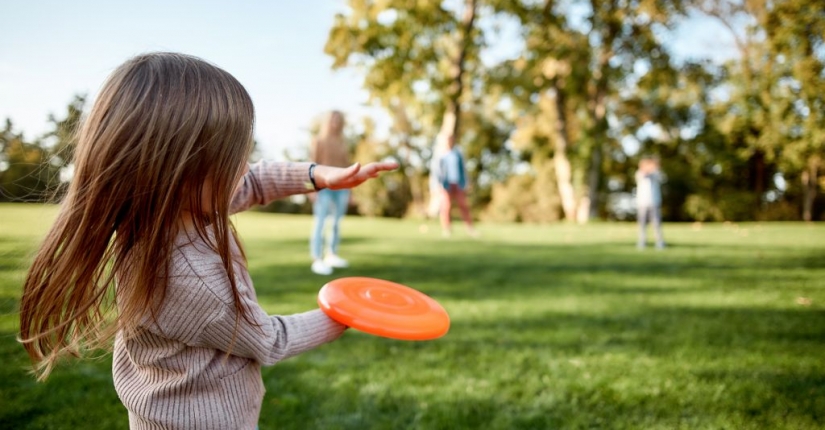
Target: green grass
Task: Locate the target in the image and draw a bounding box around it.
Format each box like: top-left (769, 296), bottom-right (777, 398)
top-left (1, 203), bottom-right (824, 429)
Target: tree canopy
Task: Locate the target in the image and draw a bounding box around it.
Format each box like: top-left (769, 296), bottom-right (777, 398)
top-left (2, 1), bottom-right (822, 222)
top-left (322, 0), bottom-right (824, 222)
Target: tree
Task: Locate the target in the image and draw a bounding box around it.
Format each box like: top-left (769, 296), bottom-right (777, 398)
top-left (0, 95), bottom-right (85, 203)
top-left (324, 0), bottom-right (823, 222)
top-left (0, 120), bottom-right (53, 202)
top-left (696, 0), bottom-right (824, 221)
top-left (326, 0), bottom-right (486, 215)
top-left (491, 0), bottom-right (688, 223)
top-left (763, 0), bottom-right (825, 221)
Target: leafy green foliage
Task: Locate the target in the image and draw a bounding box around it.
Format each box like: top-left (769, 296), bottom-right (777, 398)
top-left (326, 0), bottom-right (823, 221)
top-left (3, 2), bottom-right (823, 221)
top-left (0, 96), bottom-right (84, 203)
top-left (688, 0), bottom-right (824, 221)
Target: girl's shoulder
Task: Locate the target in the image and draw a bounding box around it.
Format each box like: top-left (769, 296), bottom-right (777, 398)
top-left (167, 235), bottom-right (236, 305)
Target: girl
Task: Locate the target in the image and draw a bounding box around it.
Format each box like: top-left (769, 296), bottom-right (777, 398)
top-left (18, 52), bottom-right (397, 429)
top-left (308, 110), bottom-right (352, 275)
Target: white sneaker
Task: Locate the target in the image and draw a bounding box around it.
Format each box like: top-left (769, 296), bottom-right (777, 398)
top-left (324, 254), bottom-right (349, 269)
top-left (311, 260), bottom-right (333, 275)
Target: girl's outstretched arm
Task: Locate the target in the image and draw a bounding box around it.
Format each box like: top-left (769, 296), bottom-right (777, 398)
top-left (229, 161), bottom-right (313, 214)
top-left (229, 160), bottom-right (398, 214)
top-left (313, 161), bottom-right (399, 190)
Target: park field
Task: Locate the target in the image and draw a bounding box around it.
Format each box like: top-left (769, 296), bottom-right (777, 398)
top-left (1, 203), bottom-right (823, 429)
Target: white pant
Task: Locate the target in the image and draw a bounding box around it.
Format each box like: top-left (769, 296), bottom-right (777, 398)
top-left (637, 205), bottom-right (664, 248)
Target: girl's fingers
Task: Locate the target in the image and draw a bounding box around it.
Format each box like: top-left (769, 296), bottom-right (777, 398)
top-left (362, 161), bottom-right (398, 176)
top-left (338, 163), bottom-right (361, 183)
top-left (317, 161), bottom-right (398, 190)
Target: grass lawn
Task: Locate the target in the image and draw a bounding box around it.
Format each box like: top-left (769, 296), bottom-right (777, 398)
top-left (1, 203), bottom-right (824, 429)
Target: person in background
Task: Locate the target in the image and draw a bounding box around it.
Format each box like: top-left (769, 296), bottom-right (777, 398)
top-left (432, 130), bottom-right (477, 238)
top-left (636, 157), bottom-right (666, 249)
top-left (426, 137), bottom-right (447, 220)
top-left (309, 110), bottom-right (353, 275)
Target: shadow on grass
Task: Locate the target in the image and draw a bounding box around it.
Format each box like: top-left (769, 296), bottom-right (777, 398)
top-left (253, 303), bottom-right (825, 429)
top-left (2, 297), bottom-right (823, 428)
top-left (247, 239), bottom-right (825, 304)
top-left (2, 224), bottom-right (824, 429)
top-left (242, 237), bottom-right (825, 428)
top-left (0, 331), bottom-right (127, 429)
top-left (260, 334), bottom-right (825, 430)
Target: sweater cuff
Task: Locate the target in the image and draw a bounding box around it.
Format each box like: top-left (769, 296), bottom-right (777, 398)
top-left (278, 309), bottom-right (346, 357)
top-left (254, 160), bottom-right (314, 199)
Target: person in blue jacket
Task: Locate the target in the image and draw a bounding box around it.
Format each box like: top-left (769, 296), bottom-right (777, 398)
top-left (431, 131), bottom-right (477, 238)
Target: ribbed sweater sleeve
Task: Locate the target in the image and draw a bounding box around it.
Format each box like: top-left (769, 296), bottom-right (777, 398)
top-left (230, 160), bottom-right (313, 214)
top-left (149, 247), bottom-right (346, 365)
top-left (198, 306), bottom-right (345, 365)
top-left (112, 161), bottom-right (346, 429)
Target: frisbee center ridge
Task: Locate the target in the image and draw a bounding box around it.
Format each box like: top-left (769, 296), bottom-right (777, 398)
top-left (364, 288), bottom-right (412, 307)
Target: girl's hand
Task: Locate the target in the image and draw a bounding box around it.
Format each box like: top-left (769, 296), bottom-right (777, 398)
top-left (314, 161), bottom-right (399, 190)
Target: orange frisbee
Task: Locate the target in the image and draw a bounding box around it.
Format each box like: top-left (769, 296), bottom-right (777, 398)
top-left (318, 277), bottom-right (450, 341)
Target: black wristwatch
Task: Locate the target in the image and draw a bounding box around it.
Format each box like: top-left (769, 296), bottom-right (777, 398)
top-left (307, 163), bottom-right (321, 190)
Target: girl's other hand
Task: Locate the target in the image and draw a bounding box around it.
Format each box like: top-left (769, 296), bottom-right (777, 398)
top-left (314, 161), bottom-right (399, 190)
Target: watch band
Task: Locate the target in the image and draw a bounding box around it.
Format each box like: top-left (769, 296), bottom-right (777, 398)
top-left (308, 163), bottom-right (320, 190)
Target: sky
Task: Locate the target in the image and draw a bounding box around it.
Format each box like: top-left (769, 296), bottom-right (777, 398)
top-left (1, 1), bottom-right (738, 160)
top-left (1, 0), bottom-right (379, 159)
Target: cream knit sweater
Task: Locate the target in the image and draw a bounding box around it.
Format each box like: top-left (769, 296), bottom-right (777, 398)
top-left (112, 161), bottom-right (346, 429)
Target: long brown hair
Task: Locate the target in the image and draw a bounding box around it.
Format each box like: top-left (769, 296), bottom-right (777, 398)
top-left (19, 52), bottom-right (256, 380)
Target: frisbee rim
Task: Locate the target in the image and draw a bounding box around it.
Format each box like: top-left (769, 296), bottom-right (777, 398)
top-left (317, 277), bottom-right (450, 341)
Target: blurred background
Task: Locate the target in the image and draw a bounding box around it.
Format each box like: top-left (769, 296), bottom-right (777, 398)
top-left (2, 2), bottom-right (824, 429)
top-left (1, 0), bottom-right (822, 222)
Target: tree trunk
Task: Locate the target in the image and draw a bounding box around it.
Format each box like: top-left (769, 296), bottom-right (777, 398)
top-left (401, 137), bottom-right (426, 216)
top-left (802, 156), bottom-right (820, 222)
top-left (583, 136), bottom-right (602, 221)
top-left (445, 0), bottom-right (477, 138)
top-left (585, 85), bottom-right (608, 222)
top-left (548, 87), bottom-right (577, 222)
top-left (556, 155), bottom-right (577, 222)
top-left (582, 0), bottom-right (617, 223)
